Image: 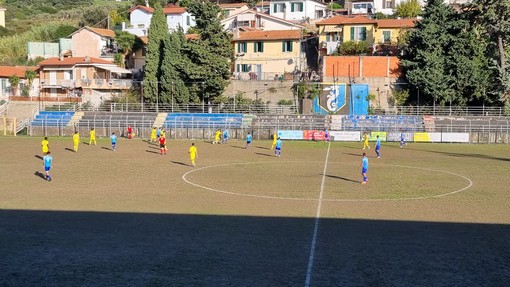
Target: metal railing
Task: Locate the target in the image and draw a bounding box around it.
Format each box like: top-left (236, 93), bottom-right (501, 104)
top-left (372, 106), bottom-right (507, 117)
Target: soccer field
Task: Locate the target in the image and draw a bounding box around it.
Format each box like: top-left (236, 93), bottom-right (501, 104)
top-left (1, 136), bottom-right (510, 286)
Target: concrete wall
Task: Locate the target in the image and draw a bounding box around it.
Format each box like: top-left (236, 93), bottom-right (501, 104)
top-left (223, 80), bottom-right (296, 104)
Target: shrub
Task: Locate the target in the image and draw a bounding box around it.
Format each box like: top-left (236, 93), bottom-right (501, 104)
top-left (338, 41), bottom-right (370, 55)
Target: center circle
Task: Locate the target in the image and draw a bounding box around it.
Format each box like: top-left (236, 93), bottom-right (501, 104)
top-left (182, 161), bottom-right (473, 202)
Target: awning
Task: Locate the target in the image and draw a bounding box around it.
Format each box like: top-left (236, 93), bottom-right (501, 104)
top-left (93, 65), bottom-right (132, 74)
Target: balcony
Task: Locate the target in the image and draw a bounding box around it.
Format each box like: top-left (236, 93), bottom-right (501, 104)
top-left (41, 79), bottom-right (76, 88)
top-left (78, 79), bottom-right (133, 89)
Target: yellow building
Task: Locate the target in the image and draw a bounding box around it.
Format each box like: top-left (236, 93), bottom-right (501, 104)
top-left (0, 6), bottom-right (6, 28)
top-left (232, 29), bottom-right (303, 80)
top-left (316, 15), bottom-right (416, 54)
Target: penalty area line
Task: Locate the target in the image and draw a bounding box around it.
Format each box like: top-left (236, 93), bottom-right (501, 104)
top-left (304, 141), bottom-right (331, 287)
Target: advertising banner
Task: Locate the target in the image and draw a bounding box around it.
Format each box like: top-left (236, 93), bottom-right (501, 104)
top-left (369, 132), bottom-right (387, 141)
top-left (441, 133), bottom-right (470, 143)
top-left (277, 130), bottom-right (303, 140)
top-left (330, 131), bottom-right (361, 141)
top-left (414, 132), bottom-right (441, 142)
top-left (303, 130), bottom-right (326, 140)
top-left (387, 132), bottom-right (413, 142)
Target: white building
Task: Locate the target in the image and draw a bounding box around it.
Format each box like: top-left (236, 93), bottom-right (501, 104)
top-left (346, 0), bottom-right (469, 16)
top-left (121, 4), bottom-right (195, 37)
top-left (221, 9), bottom-right (305, 32)
top-left (256, 0), bottom-right (328, 21)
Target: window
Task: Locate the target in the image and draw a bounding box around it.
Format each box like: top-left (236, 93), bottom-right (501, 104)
top-left (142, 47), bottom-right (147, 57)
top-left (186, 15), bottom-right (191, 26)
top-left (326, 32), bottom-right (340, 42)
top-left (384, 0), bottom-right (393, 9)
top-left (236, 64), bottom-right (252, 72)
top-left (237, 42), bottom-right (247, 53)
top-left (382, 31), bottom-right (391, 42)
top-left (282, 41), bottom-right (293, 52)
top-left (273, 3), bottom-right (285, 13)
top-left (235, 20), bottom-right (250, 27)
top-left (291, 2), bottom-right (304, 12)
top-left (254, 41), bottom-right (264, 53)
top-left (350, 26), bottom-right (367, 41)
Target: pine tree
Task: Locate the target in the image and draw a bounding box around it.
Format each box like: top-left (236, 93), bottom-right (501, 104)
top-left (143, 3), bottom-right (168, 103)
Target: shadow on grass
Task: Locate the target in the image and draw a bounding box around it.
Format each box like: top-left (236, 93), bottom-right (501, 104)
top-left (171, 161), bottom-right (190, 167)
top-left (147, 145), bottom-right (159, 150)
top-left (404, 147), bottom-right (510, 162)
top-left (101, 147), bottom-right (111, 151)
top-left (145, 150), bottom-right (159, 154)
top-left (64, 148), bottom-right (74, 152)
top-left (256, 146), bottom-right (270, 150)
top-left (1, 210), bottom-right (509, 286)
top-left (34, 155), bottom-right (43, 160)
top-left (255, 152), bottom-right (274, 157)
top-left (323, 174), bottom-right (360, 183)
top-left (34, 171), bottom-right (46, 180)
top-left (230, 145), bottom-right (245, 149)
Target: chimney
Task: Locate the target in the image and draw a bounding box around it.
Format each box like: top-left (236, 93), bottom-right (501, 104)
top-left (145, 0), bottom-right (150, 7)
top-left (84, 56), bottom-right (90, 63)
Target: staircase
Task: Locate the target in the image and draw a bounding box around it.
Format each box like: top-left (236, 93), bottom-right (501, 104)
top-left (67, 111), bottom-right (84, 127)
top-left (152, 113), bottom-right (167, 128)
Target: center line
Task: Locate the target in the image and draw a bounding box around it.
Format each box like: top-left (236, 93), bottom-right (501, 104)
top-left (304, 141), bottom-right (331, 287)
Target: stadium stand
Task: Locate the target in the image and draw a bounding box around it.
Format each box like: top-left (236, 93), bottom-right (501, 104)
top-left (339, 115), bottom-right (424, 132)
top-left (251, 114), bottom-right (327, 130)
top-left (162, 113), bottom-right (245, 129)
top-left (30, 111), bottom-right (75, 126)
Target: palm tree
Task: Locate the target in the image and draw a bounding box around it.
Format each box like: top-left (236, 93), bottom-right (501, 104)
top-left (8, 75), bottom-right (20, 96)
top-left (24, 69), bottom-right (37, 97)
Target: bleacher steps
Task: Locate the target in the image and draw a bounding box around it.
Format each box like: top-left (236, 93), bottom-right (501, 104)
top-left (153, 113), bottom-right (168, 128)
top-left (67, 112), bottom-right (84, 127)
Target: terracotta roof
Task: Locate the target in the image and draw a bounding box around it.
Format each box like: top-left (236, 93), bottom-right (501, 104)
top-left (69, 26), bottom-right (115, 38)
top-left (39, 57), bottom-right (113, 66)
top-left (140, 36), bottom-right (148, 45)
top-left (219, 3), bottom-right (247, 8)
top-left (0, 66), bottom-right (38, 78)
top-left (376, 19), bottom-right (416, 28)
top-left (129, 4), bottom-right (186, 15)
top-left (236, 30), bottom-right (302, 41)
top-left (316, 15), bottom-right (377, 25)
top-left (88, 27), bottom-right (116, 38)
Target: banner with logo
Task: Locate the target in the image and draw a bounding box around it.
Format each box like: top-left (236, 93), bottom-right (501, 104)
top-left (315, 83), bottom-right (347, 114)
top-left (330, 131), bottom-right (361, 141)
top-left (387, 132), bottom-right (413, 142)
top-left (303, 130), bottom-right (326, 141)
top-left (369, 132), bottom-right (387, 141)
top-left (414, 132), bottom-right (441, 142)
top-left (277, 130), bottom-right (303, 140)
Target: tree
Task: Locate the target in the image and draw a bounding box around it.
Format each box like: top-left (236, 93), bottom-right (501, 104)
top-left (160, 29), bottom-right (190, 104)
top-left (24, 69), bottom-right (36, 97)
top-left (142, 3), bottom-right (168, 103)
top-left (8, 75), bottom-right (20, 96)
top-left (467, 0), bottom-right (510, 101)
top-left (395, 0), bottom-right (422, 18)
top-left (182, 0), bottom-right (233, 104)
top-left (132, 0), bottom-right (169, 7)
top-left (115, 31), bottom-right (144, 69)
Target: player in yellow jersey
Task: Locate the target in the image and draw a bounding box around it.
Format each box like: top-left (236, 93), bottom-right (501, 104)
top-left (41, 137), bottom-right (49, 155)
top-left (150, 127), bottom-right (157, 143)
top-left (73, 131), bottom-right (80, 152)
top-left (189, 142), bottom-right (198, 167)
top-left (89, 128), bottom-right (96, 145)
top-left (271, 131), bottom-right (277, 150)
top-left (213, 129), bottom-right (221, 144)
top-left (362, 132), bottom-right (370, 150)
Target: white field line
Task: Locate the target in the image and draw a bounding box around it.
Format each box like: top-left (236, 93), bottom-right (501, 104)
top-left (182, 162), bottom-right (473, 202)
top-left (304, 142), bottom-right (331, 287)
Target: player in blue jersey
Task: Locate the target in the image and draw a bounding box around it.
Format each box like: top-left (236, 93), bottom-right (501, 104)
top-left (222, 129), bottom-right (229, 144)
top-left (400, 131), bottom-right (406, 148)
top-left (245, 132), bottom-right (252, 149)
top-left (111, 132), bottom-right (117, 151)
top-left (375, 135), bottom-right (381, 158)
top-left (43, 151), bottom-right (53, 181)
top-left (324, 128), bottom-right (330, 142)
top-left (359, 152), bottom-right (368, 184)
top-left (275, 137), bottom-right (282, 157)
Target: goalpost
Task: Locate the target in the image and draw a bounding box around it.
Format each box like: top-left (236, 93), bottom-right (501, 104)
top-left (0, 117), bottom-right (17, 136)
